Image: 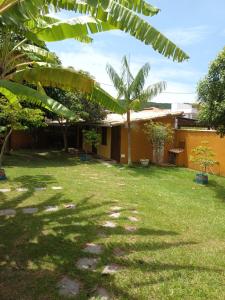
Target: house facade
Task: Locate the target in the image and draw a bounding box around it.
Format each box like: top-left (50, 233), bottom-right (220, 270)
top-left (83, 108), bottom-right (182, 164)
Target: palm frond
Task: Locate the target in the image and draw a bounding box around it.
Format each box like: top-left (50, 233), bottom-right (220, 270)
top-left (121, 56), bottom-right (134, 89)
top-left (106, 63), bottom-right (125, 98)
top-left (129, 62), bottom-right (150, 97)
top-left (141, 81), bottom-right (167, 102)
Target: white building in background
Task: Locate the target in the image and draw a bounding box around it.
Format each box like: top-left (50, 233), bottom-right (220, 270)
top-left (171, 103), bottom-right (198, 119)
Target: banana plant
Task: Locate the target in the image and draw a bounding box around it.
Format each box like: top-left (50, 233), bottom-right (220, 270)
top-left (0, 30), bottom-right (123, 118)
top-left (0, 0), bottom-right (189, 62)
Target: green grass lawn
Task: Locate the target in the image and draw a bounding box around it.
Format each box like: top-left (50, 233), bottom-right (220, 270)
top-left (0, 151), bottom-right (224, 300)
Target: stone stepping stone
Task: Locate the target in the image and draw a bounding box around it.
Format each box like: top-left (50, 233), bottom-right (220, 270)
top-left (57, 276), bottom-right (81, 297)
top-left (124, 225), bottom-right (137, 232)
top-left (51, 186), bottom-right (63, 190)
top-left (131, 210), bottom-right (139, 214)
top-left (45, 206), bottom-right (59, 212)
top-left (102, 221), bottom-right (117, 228)
top-left (0, 188), bottom-right (11, 193)
top-left (64, 204), bottom-right (76, 209)
top-left (83, 243), bottom-right (103, 255)
top-left (113, 248), bottom-right (126, 257)
top-left (110, 206), bottom-right (122, 211)
top-left (95, 287), bottom-right (111, 300)
top-left (102, 264), bottom-right (121, 275)
top-left (34, 187), bottom-right (46, 191)
top-left (97, 231), bottom-right (107, 238)
top-left (128, 216), bottom-right (138, 222)
top-left (22, 207), bottom-right (38, 214)
top-left (76, 257), bottom-right (99, 271)
top-left (109, 212), bottom-right (120, 219)
top-left (16, 188), bottom-right (28, 192)
top-left (0, 209), bottom-right (16, 216)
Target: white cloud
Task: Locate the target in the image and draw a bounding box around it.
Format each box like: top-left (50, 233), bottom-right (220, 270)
top-left (164, 26), bottom-right (210, 46)
top-left (58, 45), bottom-right (198, 103)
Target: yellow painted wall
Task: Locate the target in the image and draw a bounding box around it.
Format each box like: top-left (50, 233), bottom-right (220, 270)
top-left (120, 116), bottom-right (176, 164)
top-left (82, 127), bottom-right (112, 160)
top-left (175, 129), bottom-right (225, 176)
top-left (97, 127), bottom-right (111, 159)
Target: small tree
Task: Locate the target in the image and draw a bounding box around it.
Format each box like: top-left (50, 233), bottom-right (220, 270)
top-left (190, 141), bottom-right (218, 174)
top-left (83, 129), bottom-right (101, 157)
top-left (45, 86), bottom-right (106, 152)
top-left (144, 121), bottom-right (173, 164)
top-left (0, 97), bottom-right (45, 169)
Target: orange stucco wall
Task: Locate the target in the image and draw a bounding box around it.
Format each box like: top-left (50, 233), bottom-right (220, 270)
top-left (97, 127), bottom-right (111, 159)
top-left (10, 130), bottom-right (33, 150)
top-left (120, 116), bottom-right (176, 164)
top-left (175, 129), bottom-right (225, 176)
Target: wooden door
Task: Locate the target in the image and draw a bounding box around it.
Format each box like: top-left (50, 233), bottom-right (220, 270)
top-left (111, 126), bottom-right (121, 162)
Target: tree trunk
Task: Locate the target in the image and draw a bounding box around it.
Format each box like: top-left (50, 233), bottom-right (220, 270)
top-left (0, 128), bottom-right (13, 169)
top-left (127, 110), bottom-right (132, 166)
top-left (62, 126), bottom-right (68, 153)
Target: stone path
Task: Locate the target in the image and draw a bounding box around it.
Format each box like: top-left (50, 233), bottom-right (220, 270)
top-left (0, 188), bottom-right (11, 193)
top-left (83, 243), bottom-right (103, 255)
top-left (35, 187), bottom-right (46, 191)
top-left (57, 276), bottom-right (81, 297)
top-left (22, 207), bottom-right (38, 214)
top-left (124, 225), bottom-right (137, 232)
top-left (95, 287), bottom-right (111, 300)
top-left (51, 186), bottom-right (63, 190)
top-left (128, 216), bottom-right (138, 222)
top-left (16, 188), bottom-right (28, 192)
top-left (0, 202), bottom-right (76, 217)
top-left (64, 204), bottom-right (76, 209)
top-left (102, 264), bottom-right (122, 275)
top-left (0, 209), bottom-right (16, 216)
top-left (45, 206), bottom-right (59, 212)
top-left (110, 206), bottom-right (122, 211)
top-left (76, 257), bottom-right (99, 271)
top-left (102, 221), bottom-right (117, 228)
top-left (0, 199), bottom-right (139, 298)
top-left (109, 212), bottom-right (120, 218)
top-left (0, 186), bottom-right (63, 193)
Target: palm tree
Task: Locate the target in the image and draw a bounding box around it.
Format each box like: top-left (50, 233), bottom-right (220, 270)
top-left (106, 56), bottom-right (166, 166)
top-left (0, 0), bottom-right (189, 63)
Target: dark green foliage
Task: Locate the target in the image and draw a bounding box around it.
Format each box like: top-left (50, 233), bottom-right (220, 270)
top-left (197, 47), bottom-right (225, 136)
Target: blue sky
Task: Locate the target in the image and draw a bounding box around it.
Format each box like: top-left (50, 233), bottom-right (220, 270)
top-left (47, 0), bottom-right (225, 103)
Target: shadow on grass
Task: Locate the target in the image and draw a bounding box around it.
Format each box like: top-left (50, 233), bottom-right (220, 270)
top-left (3, 150), bottom-right (101, 169)
top-left (0, 174), bottom-right (224, 299)
top-left (207, 179), bottom-right (225, 203)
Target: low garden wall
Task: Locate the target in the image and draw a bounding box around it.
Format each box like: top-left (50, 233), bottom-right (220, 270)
top-left (175, 129), bottom-right (225, 176)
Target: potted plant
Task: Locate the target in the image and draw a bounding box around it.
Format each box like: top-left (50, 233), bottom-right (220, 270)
top-left (140, 158), bottom-right (150, 167)
top-left (82, 129), bottom-right (101, 161)
top-left (143, 121), bottom-right (173, 165)
top-left (190, 141), bottom-right (218, 184)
